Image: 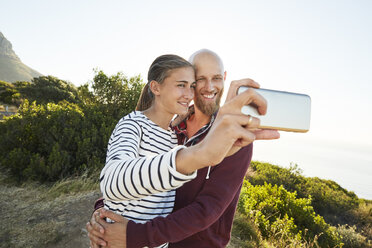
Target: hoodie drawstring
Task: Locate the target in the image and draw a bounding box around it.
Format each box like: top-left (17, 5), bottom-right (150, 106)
top-left (206, 166), bottom-right (211, 179)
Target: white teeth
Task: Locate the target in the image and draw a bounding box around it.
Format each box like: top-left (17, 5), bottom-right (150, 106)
top-left (203, 94), bottom-right (214, 99)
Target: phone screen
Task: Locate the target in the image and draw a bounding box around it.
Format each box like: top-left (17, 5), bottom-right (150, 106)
top-left (237, 87), bottom-right (311, 132)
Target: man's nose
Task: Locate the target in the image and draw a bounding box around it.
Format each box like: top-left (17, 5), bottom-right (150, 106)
top-left (204, 79), bottom-right (214, 91)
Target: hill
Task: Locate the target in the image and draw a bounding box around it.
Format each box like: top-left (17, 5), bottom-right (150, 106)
top-left (1, 162), bottom-right (370, 248)
top-left (0, 32), bottom-right (42, 82)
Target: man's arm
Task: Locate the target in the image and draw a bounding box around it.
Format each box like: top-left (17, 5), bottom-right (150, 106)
top-left (126, 144), bottom-right (253, 247)
top-left (87, 86), bottom-right (279, 247)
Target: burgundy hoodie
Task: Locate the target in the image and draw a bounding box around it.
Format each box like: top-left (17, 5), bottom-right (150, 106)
top-left (126, 144), bottom-right (253, 247)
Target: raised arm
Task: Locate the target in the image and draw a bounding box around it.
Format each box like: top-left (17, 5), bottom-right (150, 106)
top-left (100, 118), bottom-right (196, 202)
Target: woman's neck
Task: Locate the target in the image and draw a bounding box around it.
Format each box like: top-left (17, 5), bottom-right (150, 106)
top-left (142, 105), bottom-right (173, 130)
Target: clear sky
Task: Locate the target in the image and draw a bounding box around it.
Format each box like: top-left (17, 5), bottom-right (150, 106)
top-left (1, 0), bottom-right (371, 198)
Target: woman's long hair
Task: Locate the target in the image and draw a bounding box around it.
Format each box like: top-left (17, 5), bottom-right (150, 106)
top-left (136, 54), bottom-right (193, 111)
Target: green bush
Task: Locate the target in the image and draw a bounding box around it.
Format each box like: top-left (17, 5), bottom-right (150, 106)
top-left (0, 71), bottom-right (144, 183)
top-left (15, 76), bottom-right (81, 105)
top-left (249, 162), bottom-right (359, 220)
top-left (0, 100), bottom-right (84, 181)
top-left (238, 180), bottom-right (343, 247)
top-left (0, 80), bottom-right (21, 106)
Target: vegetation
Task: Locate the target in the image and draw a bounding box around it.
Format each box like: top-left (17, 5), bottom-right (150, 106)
top-left (237, 181), bottom-right (342, 247)
top-left (0, 80), bottom-right (21, 106)
top-left (0, 70), bottom-right (143, 182)
top-left (230, 163), bottom-right (372, 247)
top-left (0, 72), bottom-right (370, 247)
top-left (248, 162), bottom-right (359, 221)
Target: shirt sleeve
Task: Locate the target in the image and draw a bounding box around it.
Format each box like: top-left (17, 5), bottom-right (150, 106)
top-left (126, 144), bottom-right (253, 247)
top-left (100, 118), bottom-right (197, 201)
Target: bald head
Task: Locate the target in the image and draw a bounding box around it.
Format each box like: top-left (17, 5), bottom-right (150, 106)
top-left (188, 49), bottom-right (226, 116)
top-left (189, 49), bottom-right (224, 74)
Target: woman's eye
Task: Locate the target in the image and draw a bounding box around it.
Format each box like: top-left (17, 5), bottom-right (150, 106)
top-left (177, 84), bottom-right (185, 88)
top-left (190, 83), bottom-right (196, 89)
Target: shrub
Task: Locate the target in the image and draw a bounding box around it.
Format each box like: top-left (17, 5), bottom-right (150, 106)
top-left (15, 76), bottom-right (80, 105)
top-left (0, 71), bottom-right (144, 182)
top-left (238, 180), bottom-right (343, 247)
top-left (249, 162), bottom-right (359, 221)
top-left (0, 80), bottom-right (22, 106)
top-left (337, 224), bottom-right (369, 248)
top-left (0, 100), bottom-right (85, 181)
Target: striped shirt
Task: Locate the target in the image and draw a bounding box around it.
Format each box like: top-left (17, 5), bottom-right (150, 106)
top-left (100, 111), bottom-right (197, 248)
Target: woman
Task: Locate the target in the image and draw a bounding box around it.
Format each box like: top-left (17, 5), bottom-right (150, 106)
top-left (100, 54), bottom-right (198, 248)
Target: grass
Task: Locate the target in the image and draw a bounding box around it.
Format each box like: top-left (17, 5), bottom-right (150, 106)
top-left (45, 171), bottom-right (100, 200)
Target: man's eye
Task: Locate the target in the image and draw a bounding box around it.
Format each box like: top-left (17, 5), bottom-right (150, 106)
top-left (196, 78), bottom-right (205, 82)
top-left (214, 77), bottom-right (222, 81)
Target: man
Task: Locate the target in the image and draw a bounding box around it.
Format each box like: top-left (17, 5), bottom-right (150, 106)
top-left (87, 49), bottom-right (279, 247)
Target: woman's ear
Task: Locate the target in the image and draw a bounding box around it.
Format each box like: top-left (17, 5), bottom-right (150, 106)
top-left (149, 80), bottom-right (161, 96)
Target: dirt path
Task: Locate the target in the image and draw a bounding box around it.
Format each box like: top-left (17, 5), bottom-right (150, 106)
top-left (0, 178), bottom-right (240, 248)
top-left (0, 179), bottom-right (99, 248)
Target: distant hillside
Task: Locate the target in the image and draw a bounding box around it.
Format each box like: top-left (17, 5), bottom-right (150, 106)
top-left (0, 32), bottom-right (42, 83)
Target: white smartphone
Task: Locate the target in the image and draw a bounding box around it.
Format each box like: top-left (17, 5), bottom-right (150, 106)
top-left (237, 86), bottom-right (311, 133)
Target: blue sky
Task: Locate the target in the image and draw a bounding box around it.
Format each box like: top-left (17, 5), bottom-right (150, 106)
top-left (1, 0), bottom-right (371, 198)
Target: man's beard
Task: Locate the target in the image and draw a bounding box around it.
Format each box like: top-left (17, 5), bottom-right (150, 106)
top-left (194, 89), bottom-right (223, 116)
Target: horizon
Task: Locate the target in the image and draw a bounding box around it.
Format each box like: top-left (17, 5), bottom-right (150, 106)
top-left (1, 0), bottom-right (371, 199)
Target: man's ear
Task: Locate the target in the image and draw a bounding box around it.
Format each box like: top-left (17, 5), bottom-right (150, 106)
top-left (149, 80), bottom-right (161, 96)
top-left (223, 71), bottom-right (227, 81)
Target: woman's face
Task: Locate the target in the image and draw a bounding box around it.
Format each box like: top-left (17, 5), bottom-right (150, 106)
top-left (156, 67), bottom-right (195, 116)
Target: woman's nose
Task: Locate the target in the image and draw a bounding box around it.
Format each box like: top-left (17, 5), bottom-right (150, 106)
top-left (184, 87), bottom-right (194, 100)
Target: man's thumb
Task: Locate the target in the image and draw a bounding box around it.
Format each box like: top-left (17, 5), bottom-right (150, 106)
top-left (100, 209), bottom-right (126, 223)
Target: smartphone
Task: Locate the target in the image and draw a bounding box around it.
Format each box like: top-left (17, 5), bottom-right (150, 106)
top-left (237, 86), bottom-right (311, 133)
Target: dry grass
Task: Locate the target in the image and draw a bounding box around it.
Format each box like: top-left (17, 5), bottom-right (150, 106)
top-left (0, 172), bottom-right (100, 248)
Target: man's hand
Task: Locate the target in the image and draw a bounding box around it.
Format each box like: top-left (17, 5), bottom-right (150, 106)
top-left (95, 209), bottom-right (129, 248)
top-left (87, 208), bottom-right (106, 248)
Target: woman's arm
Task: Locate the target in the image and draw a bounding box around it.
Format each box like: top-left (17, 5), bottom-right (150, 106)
top-left (100, 118), bottom-right (196, 202)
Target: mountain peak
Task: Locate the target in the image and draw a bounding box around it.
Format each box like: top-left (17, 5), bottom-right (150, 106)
top-left (0, 32), bottom-right (42, 83)
top-left (0, 32), bottom-right (20, 60)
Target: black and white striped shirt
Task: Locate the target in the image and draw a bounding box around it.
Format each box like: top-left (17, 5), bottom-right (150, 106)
top-left (100, 111), bottom-right (196, 247)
